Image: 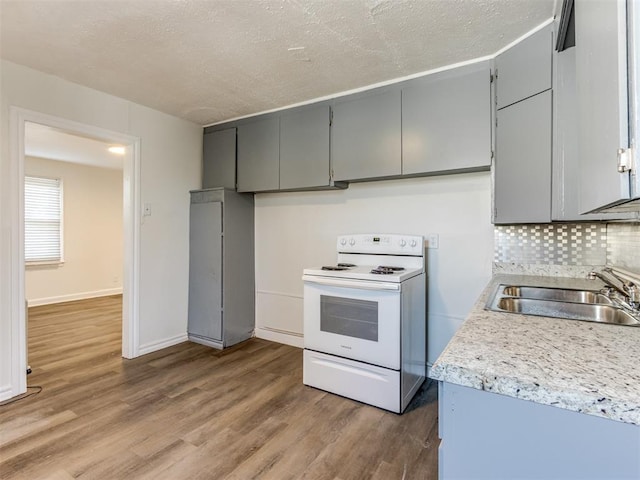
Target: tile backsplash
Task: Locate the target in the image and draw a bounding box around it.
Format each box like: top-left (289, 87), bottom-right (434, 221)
top-left (607, 223), bottom-right (640, 272)
top-left (494, 222), bottom-right (640, 277)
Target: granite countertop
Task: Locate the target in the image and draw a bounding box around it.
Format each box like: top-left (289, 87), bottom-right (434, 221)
top-left (430, 274), bottom-right (640, 426)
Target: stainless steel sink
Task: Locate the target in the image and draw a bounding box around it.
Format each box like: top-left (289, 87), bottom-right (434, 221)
top-left (486, 284), bottom-right (640, 326)
top-left (495, 297), bottom-right (640, 325)
top-left (501, 285), bottom-right (613, 305)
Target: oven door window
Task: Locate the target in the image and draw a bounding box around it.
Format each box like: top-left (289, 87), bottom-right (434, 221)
top-left (320, 295), bottom-right (378, 342)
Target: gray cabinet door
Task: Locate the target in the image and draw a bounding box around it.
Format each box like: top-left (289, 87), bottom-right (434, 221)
top-left (575, 0), bottom-right (630, 212)
top-left (280, 105), bottom-right (330, 189)
top-left (552, 46), bottom-right (631, 221)
top-left (188, 200), bottom-right (223, 341)
top-left (402, 63), bottom-right (491, 175)
top-left (331, 89), bottom-right (401, 181)
top-left (237, 116), bottom-right (280, 192)
top-left (203, 128), bottom-right (236, 190)
top-left (221, 191), bottom-right (255, 347)
top-left (496, 24), bottom-right (553, 109)
top-left (495, 90), bottom-right (552, 224)
top-left (439, 382), bottom-right (640, 480)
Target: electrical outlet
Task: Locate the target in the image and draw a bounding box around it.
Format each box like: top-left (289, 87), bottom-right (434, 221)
top-left (427, 233), bottom-right (439, 249)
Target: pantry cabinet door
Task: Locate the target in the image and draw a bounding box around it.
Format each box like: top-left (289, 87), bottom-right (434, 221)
top-left (188, 200), bottom-right (223, 341)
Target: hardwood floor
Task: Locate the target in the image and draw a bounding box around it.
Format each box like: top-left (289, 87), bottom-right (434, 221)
top-left (1, 296), bottom-right (439, 480)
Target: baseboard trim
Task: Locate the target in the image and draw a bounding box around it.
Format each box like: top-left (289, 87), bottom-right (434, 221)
top-left (255, 326), bottom-right (303, 349)
top-left (27, 288), bottom-right (123, 307)
top-left (138, 333), bottom-right (188, 356)
top-left (0, 384), bottom-right (14, 403)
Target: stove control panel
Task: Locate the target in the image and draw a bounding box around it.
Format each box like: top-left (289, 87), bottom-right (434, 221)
top-left (337, 234), bottom-right (424, 256)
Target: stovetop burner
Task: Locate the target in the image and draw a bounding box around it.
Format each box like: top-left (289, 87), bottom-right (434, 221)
top-left (370, 265), bottom-right (405, 274)
top-left (321, 263), bottom-right (357, 271)
top-left (370, 268), bottom-right (393, 275)
top-left (371, 265), bottom-right (404, 275)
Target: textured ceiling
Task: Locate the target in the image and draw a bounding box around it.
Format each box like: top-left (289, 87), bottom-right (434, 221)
top-left (1, 0), bottom-right (556, 126)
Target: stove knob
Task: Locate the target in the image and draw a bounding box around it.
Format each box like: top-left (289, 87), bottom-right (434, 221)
top-left (340, 238), bottom-right (347, 246)
top-left (410, 239), bottom-right (417, 247)
top-left (349, 238), bottom-right (356, 246)
top-left (399, 239), bottom-right (406, 247)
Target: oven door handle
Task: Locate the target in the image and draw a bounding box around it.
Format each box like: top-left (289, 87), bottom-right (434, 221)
top-left (302, 275), bottom-right (400, 291)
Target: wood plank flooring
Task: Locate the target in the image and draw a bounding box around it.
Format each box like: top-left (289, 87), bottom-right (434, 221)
top-left (1, 296), bottom-right (439, 480)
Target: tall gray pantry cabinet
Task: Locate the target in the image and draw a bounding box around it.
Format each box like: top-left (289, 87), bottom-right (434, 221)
top-left (188, 188), bottom-right (255, 349)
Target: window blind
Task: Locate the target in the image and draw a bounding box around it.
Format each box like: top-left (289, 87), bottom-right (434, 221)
top-left (24, 176), bottom-right (62, 263)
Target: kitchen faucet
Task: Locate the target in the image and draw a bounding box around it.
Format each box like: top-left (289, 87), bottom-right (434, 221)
top-left (588, 268), bottom-right (640, 310)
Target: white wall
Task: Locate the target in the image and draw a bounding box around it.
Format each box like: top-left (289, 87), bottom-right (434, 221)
top-left (254, 172), bottom-right (495, 366)
top-left (0, 60), bottom-right (202, 399)
top-left (24, 156), bottom-right (123, 305)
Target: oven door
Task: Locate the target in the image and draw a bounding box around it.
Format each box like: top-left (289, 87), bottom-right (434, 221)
top-left (303, 275), bottom-right (401, 370)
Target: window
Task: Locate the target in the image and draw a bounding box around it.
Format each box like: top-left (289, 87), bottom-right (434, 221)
top-left (24, 176), bottom-right (63, 263)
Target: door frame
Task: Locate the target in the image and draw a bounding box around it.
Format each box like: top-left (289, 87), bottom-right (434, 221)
top-left (9, 107), bottom-right (141, 397)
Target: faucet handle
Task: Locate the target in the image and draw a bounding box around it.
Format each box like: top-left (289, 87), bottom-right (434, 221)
top-left (601, 286), bottom-right (615, 296)
top-left (628, 284), bottom-right (639, 308)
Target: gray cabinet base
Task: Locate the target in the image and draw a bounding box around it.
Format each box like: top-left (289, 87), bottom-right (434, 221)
top-left (188, 334), bottom-right (223, 350)
top-left (438, 381), bottom-right (640, 479)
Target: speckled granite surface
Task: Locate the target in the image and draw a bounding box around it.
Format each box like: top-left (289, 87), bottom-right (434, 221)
top-left (430, 274), bottom-right (640, 426)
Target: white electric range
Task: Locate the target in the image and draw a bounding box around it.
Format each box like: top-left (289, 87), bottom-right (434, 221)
top-left (302, 233), bottom-right (427, 413)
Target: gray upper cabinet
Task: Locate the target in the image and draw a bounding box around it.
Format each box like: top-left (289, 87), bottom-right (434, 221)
top-left (237, 116), bottom-right (280, 192)
top-left (575, 0), bottom-right (632, 212)
top-left (203, 128), bottom-right (236, 190)
top-left (553, 46), bottom-right (594, 221)
top-left (496, 24), bottom-right (553, 109)
top-left (552, 45), bottom-right (632, 221)
top-left (402, 62), bottom-right (491, 175)
top-left (494, 23), bottom-right (554, 224)
top-left (331, 89), bottom-right (402, 181)
top-left (280, 105), bottom-right (331, 190)
top-left (495, 90), bottom-right (552, 224)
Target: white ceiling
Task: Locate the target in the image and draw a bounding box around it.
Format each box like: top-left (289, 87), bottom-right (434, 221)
top-left (1, 0), bottom-right (556, 127)
top-left (25, 122), bottom-right (125, 170)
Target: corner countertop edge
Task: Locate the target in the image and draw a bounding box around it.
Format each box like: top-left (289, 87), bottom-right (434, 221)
top-left (430, 274), bottom-right (640, 426)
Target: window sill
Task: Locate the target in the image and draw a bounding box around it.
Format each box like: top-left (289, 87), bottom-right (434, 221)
top-left (25, 260), bottom-right (65, 268)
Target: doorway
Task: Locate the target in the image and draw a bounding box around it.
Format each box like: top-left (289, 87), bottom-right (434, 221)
top-left (24, 123), bottom-right (125, 374)
top-left (9, 107), bottom-right (141, 398)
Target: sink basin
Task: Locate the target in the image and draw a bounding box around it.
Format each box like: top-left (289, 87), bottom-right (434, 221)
top-left (495, 297), bottom-right (640, 325)
top-left (501, 285), bottom-right (613, 305)
top-left (486, 284), bottom-right (640, 326)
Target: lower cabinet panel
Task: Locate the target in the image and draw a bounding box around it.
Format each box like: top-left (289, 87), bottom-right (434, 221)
top-left (438, 381), bottom-right (640, 479)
